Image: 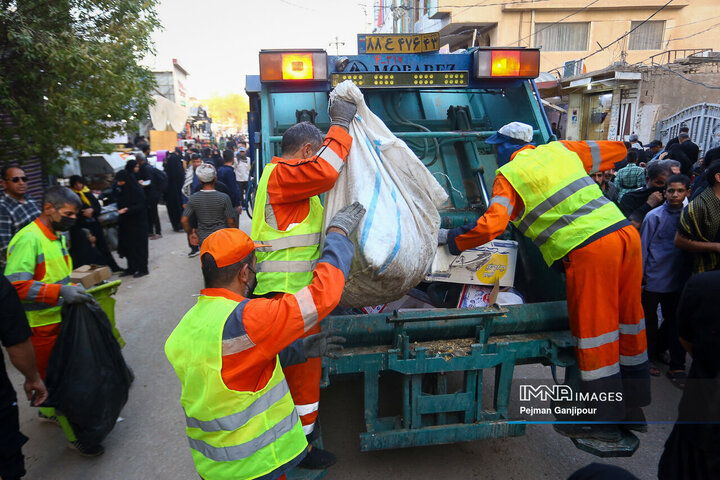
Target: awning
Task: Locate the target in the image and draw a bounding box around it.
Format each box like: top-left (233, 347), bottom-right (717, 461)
top-left (149, 95), bottom-right (190, 133)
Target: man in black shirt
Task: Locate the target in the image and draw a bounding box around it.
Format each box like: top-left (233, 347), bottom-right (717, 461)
top-left (0, 275), bottom-right (47, 480)
top-left (664, 126), bottom-right (689, 152)
top-left (619, 160), bottom-right (672, 228)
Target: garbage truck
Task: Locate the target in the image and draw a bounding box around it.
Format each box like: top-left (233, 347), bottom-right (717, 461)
top-left (244, 37), bottom-right (639, 474)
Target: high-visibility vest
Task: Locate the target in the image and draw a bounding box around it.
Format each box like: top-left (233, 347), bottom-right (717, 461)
top-left (5, 220), bottom-right (72, 328)
top-left (165, 295), bottom-right (307, 480)
top-left (498, 141), bottom-right (626, 266)
top-left (251, 163), bottom-right (323, 295)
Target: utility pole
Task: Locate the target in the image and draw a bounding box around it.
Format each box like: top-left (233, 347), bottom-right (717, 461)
top-left (329, 36), bottom-right (345, 55)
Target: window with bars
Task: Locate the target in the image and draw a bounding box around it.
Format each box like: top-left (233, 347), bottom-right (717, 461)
top-left (534, 22), bottom-right (589, 52)
top-left (628, 21), bottom-right (665, 50)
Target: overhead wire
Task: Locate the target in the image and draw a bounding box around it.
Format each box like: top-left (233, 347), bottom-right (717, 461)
top-left (654, 64), bottom-right (720, 90)
top-left (506, 0), bottom-right (602, 47)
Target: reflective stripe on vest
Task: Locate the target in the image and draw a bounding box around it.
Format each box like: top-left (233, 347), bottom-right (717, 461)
top-left (165, 295), bottom-right (307, 479)
top-left (251, 163), bottom-right (323, 295)
top-left (498, 141), bottom-right (626, 266)
top-left (5, 221), bottom-right (72, 327)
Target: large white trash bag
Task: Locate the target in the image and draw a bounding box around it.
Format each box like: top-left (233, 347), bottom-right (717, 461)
top-left (323, 80), bottom-right (448, 308)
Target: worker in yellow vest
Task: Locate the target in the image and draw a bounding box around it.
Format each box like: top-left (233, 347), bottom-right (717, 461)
top-left (250, 93), bottom-right (357, 468)
top-left (439, 122), bottom-right (650, 443)
top-left (4, 186), bottom-right (102, 456)
top-left (166, 202), bottom-right (364, 480)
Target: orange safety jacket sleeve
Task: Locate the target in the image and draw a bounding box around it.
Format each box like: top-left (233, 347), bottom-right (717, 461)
top-left (220, 232), bottom-right (355, 392)
top-left (447, 175), bottom-right (522, 255)
top-left (559, 140), bottom-right (627, 174)
top-left (267, 126), bottom-right (353, 204)
top-left (5, 232), bottom-right (62, 305)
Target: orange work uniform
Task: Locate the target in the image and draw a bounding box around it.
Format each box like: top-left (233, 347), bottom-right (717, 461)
top-left (264, 126), bottom-right (353, 436)
top-left (447, 140), bottom-right (650, 421)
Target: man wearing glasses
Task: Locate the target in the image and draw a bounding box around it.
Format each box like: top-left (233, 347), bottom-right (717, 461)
top-left (0, 167), bottom-right (41, 270)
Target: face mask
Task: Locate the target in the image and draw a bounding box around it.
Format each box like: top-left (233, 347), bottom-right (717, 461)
top-left (496, 141), bottom-right (527, 167)
top-left (51, 214), bottom-right (76, 232)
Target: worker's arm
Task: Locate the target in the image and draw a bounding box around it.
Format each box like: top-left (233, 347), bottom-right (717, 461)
top-left (267, 126), bottom-right (353, 203)
top-left (446, 174), bottom-right (522, 255)
top-left (4, 234), bottom-right (62, 305)
top-left (242, 231), bottom-right (354, 361)
top-left (559, 140), bottom-right (627, 174)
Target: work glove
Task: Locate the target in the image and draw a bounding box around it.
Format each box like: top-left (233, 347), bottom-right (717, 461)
top-left (326, 201), bottom-right (366, 236)
top-left (438, 228), bottom-right (449, 245)
top-left (60, 284), bottom-right (95, 305)
top-left (302, 329), bottom-right (346, 359)
top-left (328, 97), bottom-right (357, 130)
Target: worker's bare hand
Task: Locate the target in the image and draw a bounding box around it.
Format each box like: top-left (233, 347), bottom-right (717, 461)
top-left (646, 191), bottom-right (664, 208)
top-left (24, 374), bottom-right (48, 406)
top-left (326, 201), bottom-right (366, 236)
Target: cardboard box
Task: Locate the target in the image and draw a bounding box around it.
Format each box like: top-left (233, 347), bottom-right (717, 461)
top-left (70, 265), bottom-right (111, 289)
top-left (425, 240), bottom-right (518, 287)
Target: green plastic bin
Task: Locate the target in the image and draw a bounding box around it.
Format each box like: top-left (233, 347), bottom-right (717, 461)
top-left (88, 279), bottom-right (125, 348)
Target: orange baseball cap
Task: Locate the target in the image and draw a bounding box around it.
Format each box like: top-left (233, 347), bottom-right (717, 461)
top-left (200, 229), bottom-right (266, 267)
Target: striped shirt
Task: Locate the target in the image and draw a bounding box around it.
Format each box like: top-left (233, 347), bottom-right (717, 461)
top-left (182, 190), bottom-right (234, 244)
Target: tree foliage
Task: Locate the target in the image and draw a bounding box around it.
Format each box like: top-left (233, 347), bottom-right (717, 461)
top-left (0, 0), bottom-right (160, 173)
top-left (205, 93), bottom-right (249, 131)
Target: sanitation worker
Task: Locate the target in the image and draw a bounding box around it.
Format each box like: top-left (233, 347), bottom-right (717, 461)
top-left (4, 185), bottom-right (101, 455)
top-left (165, 202), bottom-right (365, 480)
top-left (439, 122), bottom-right (650, 443)
top-left (249, 94), bottom-right (357, 468)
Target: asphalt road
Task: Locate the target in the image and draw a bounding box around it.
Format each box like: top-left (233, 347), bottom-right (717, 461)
top-left (7, 207), bottom-right (683, 479)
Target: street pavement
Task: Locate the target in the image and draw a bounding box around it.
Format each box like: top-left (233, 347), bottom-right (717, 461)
top-left (7, 207), bottom-right (683, 479)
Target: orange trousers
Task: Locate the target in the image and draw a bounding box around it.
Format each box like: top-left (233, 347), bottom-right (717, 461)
top-left (563, 225), bottom-right (650, 418)
top-left (283, 323), bottom-right (321, 436)
top-left (30, 323), bottom-right (61, 380)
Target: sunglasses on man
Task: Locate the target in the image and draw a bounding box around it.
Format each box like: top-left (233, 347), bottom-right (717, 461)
top-left (9, 176), bottom-right (28, 183)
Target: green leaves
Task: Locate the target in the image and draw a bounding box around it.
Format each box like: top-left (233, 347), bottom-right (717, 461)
top-left (0, 0), bottom-right (160, 170)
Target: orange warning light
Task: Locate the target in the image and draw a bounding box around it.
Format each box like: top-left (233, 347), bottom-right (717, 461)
top-left (491, 50), bottom-right (521, 77)
top-left (282, 53), bottom-right (313, 80)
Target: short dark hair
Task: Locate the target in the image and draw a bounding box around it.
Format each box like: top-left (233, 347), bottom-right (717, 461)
top-left (281, 122), bottom-right (324, 155)
top-left (679, 126), bottom-right (689, 133)
top-left (647, 160), bottom-right (672, 180)
top-left (223, 149), bottom-right (234, 164)
top-left (666, 174), bottom-right (690, 189)
top-left (202, 148), bottom-right (211, 158)
top-left (706, 161), bottom-right (720, 187)
top-left (201, 251), bottom-right (253, 288)
top-left (191, 153), bottom-right (201, 161)
top-left (42, 185), bottom-right (81, 210)
top-left (1, 165), bottom-right (22, 181)
top-left (626, 150), bottom-right (639, 164)
top-left (140, 144), bottom-right (150, 154)
top-left (68, 175), bottom-right (84, 188)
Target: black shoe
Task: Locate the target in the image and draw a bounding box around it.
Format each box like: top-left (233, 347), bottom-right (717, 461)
top-left (622, 407), bottom-right (648, 433)
top-left (188, 247), bottom-right (200, 257)
top-left (298, 446), bottom-right (337, 469)
top-left (69, 440), bottom-right (105, 457)
top-left (133, 271), bottom-right (149, 278)
top-left (118, 270), bottom-right (134, 277)
top-left (110, 266), bottom-right (123, 273)
top-left (553, 423), bottom-right (623, 443)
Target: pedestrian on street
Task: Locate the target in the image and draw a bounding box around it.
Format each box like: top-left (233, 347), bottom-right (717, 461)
top-left (114, 169), bottom-right (149, 278)
top-left (217, 149), bottom-right (243, 216)
top-left (234, 146), bottom-right (251, 209)
top-left (68, 175), bottom-right (121, 272)
top-left (0, 166), bottom-right (41, 271)
top-left (181, 164), bottom-right (236, 248)
top-left (619, 160), bottom-right (673, 229)
top-left (439, 122), bottom-right (649, 443)
top-left (250, 93), bottom-right (357, 468)
top-left (590, 170), bottom-right (619, 204)
top-left (615, 151), bottom-right (646, 201)
top-left (163, 149), bottom-right (186, 232)
top-left (4, 186), bottom-right (101, 456)
top-left (165, 202), bottom-right (364, 480)
top-left (0, 275), bottom-right (48, 480)
top-left (639, 174), bottom-right (691, 384)
top-left (136, 146), bottom-right (163, 239)
top-left (674, 160), bottom-right (720, 274)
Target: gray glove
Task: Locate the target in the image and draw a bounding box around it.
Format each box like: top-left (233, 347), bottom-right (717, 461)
top-left (326, 201), bottom-right (366, 236)
top-left (438, 228), bottom-right (449, 245)
top-left (328, 97), bottom-right (357, 129)
top-left (60, 284), bottom-right (94, 305)
top-left (302, 329), bottom-right (346, 359)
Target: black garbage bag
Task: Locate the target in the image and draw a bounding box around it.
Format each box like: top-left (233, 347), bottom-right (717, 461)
top-left (43, 302), bottom-right (132, 445)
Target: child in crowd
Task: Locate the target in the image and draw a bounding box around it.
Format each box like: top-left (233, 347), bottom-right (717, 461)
top-left (640, 174), bottom-right (691, 388)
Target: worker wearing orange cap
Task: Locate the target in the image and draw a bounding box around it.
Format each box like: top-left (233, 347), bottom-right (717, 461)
top-left (250, 94), bottom-right (358, 468)
top-left (165, 202), bottom-right (365, 480)
top-left (439, 122), bottom-right (650, 443)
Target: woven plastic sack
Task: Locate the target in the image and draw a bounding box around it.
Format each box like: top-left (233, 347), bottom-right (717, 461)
top-left (323, 80), bottom-right (448, 307)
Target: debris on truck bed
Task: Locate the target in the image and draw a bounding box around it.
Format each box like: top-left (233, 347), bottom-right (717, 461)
top-left (411, 337), bottom-right (475, 359)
